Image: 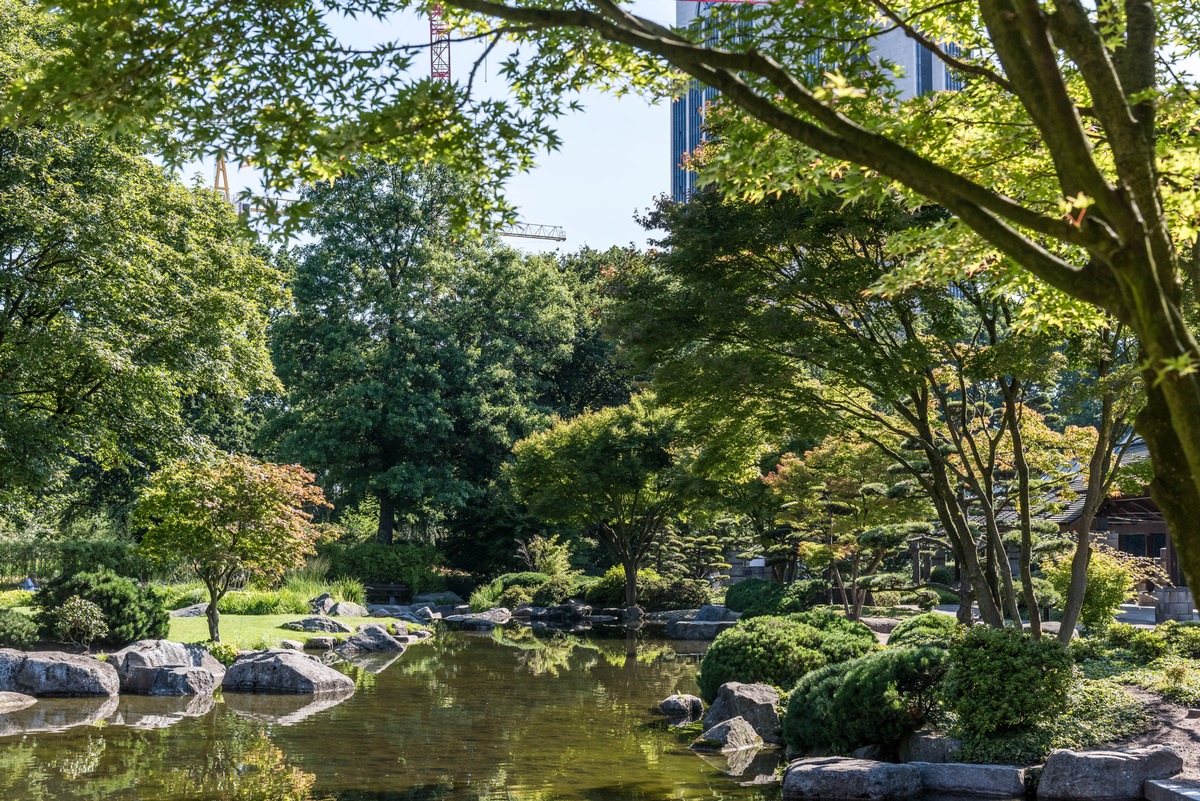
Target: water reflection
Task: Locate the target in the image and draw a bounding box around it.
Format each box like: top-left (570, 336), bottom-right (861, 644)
top-left (0, 632), bottom-right (777, 801)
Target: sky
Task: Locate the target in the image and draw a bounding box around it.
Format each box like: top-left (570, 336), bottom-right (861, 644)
top-left (194, 0), bottom-right (681, 255)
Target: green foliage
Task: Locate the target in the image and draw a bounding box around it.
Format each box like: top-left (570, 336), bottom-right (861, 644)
top-left (1105, 622), bottom-right (1170, 661)
top-left (1157, 620), bottom-right (1200, 659)
top-left (788, 608), bottom-right (879, 663)
top-left (216, 590), bottom-right (309, 616)
top-left (900, 589), bottom-right (941, 611)
top-left (322, 542), bottom-right (445, 592)
top-left (783, 646), bottom-right (948, 756)
top-left (35, 568), bottom-right (167, 645)
top-left (328, 577), bottom-right (366, 606)
top-left (724, 579), bottom-right (777, 613)
top-left (697, 615), bottom-right (827, 702)
top-left (957, 679), bottom-right (1149, 765)
top-left (515, 535), bottom-right (574, 578)
top-left (582, 566), bottom-right (710, 611)
top-left (497, 585), bottom-right (534, 609)
top-left (530, 575), bottom-right (575, 607)
top-left (868, 590), bottom-right (902, 608)
top-left (943, 626), bottom-right (1075, 740)
top-left (736, 579), bottom-right (830, 618)
top-left (888, 613), bottom-right (962, 648)
top-left (469, 579), bottom-right (505, 612)
top-left (57, 540), bottom-right (151, 582)
top-left (0, 589), bottom-right (33, 609)
top-left (52, 596), bottom-right (109, 650)
top-left (1045, 547), bottom-right (1137, 633)
top-left (201, 640), bottom-right (240, 667)
top-left (0, 609), bottom-right (36, 649)
top-left (497, 572), bottom-right (553, 590)
top-left (511, 394), bottom-right (697, 608)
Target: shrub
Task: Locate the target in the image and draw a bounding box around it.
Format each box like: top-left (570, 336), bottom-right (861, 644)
top-left (1105, 622), bottom-right (1169, 661)
top-left (782, 660), bottom-right (851, 753)
top-left (469, 579), bottom-right (505, 612)
top-left (52, 596), bottom-right (109, 649)
top-left (929, 565), bottom-right (956, 587)
top-left (697, 615), bottom-right (826, 702)
top-left (530, 575), bottom-right (574, 607)
top-left (35, 568), bottom-right (168, 645)
top-left (160, 582), bottom-right (207, 610)
top-left (328, 577), bottom-right (366, 605)
top-left (888, 613), bottom-right (961, 648)
top-left (943, 626), bottom-right (1075, 738)
top-left (497, 572), bottom-right (553, 590)
top-left (869, 590), bottom-right (902, 608)
top-left (202, 640), bottom-right (240, 667)
top-left (789, 608), bottom-right (878, 663)
top-left (0, 589), bottom-right (33, 609)
top-left (322, 542), bottom-right (445, 593)
top-left (1159, 620), bottom-right (1200, 659)
top-left (515, 534), bottom-right (573, 577)
top-left (582, 566), bottom-right (651, 608)
top-left (216, 590), bottom-right (310, 615)
top-left (642, 577), bottom-right (712, 611)
top-left (724, 579), bottom-right (778, 613)
top-left (900, 589), bottom-right (941, 611)
top-left (498, 585), bottom-right (534, 609)
top-left (1045, 546), bottom-right (1135, 633)
top-left (0, 609), bottom-right (37, 649)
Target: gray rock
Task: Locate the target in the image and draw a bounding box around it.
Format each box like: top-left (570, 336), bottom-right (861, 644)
top-left (390, 621), bottom-right (408, 637)
top-left (308, 593), bottom-right (336, 615)
top-left (691, 716), bottom-right (764, 753)
top-left (624, 606), bottom-right (644, 620)
top-left (435, 604), bottom-right (471, 617)
top-left (695, 748), bottom-right (784, 783)
top-left (695, 605), bottom-right (740, 622)
top-left (860, 617), bottom-right (903, 634)
top-left (783, 757), bottom-right (922, 800)
top-left (0, 691), bottom-right (35, 713)
top-left (704, 682), bottom-right (782, 745)
top-left (328, 601), bottom-right (369, 618)
top-left (659, 693), bottom-right (704, 717)
top-left (899, 730), bottom-right (963, 764)
top-left (169, 602), bottom-right (209, 618)
top-left (668, 620), bottom-right (739, 640)
top-left (304, 637), bottom-right (337, 651)
top-left (443, 608), bottom-right (512, 631)
top-left (412, 606), bottom-right (440, 622)
top-left (224, 684), bottom-right (355, 725)
top-left (412, 591), bottom-right (465, 605)
top-left (122, 665), bottom-right (215, 697)
top-left (108, 640), bottom-right (226, 694)
top-left (280, 616), bottom-right (354, 633)
top-left (0, 649), bottom-right (119, 697)
top-left (222, 649), bottom-right (356, 695)
top-left (1039, 621), bottom-right (1079, 639)
top-left (278, 639), bottom-right (304, 651)
top-left (852, 745), bottom-right (885, 761)
top-left (913, 762), bottom-right (1026, 798)
top-left (1038, 746), bottom-right (1183, 800)
top-left (335, 624), bottom-right (406, 657)
top-left (1146, 779), bottom-right (1200, 801)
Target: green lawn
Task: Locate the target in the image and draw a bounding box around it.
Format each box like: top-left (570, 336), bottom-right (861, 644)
top-left (166, 614), bottom-right (423, 649)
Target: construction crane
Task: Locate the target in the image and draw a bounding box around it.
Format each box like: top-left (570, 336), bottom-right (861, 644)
top-left (213, 156), bottom-right (294, 215)
top-left (428, 5), bottom-right (565, 244)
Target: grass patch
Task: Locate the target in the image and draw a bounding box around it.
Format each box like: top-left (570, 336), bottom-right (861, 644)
top-left (166, 614), bottom-right (425, 650)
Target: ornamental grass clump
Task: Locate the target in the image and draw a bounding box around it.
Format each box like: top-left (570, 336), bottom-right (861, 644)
top-left (697, 615), bottom-right (826, 702)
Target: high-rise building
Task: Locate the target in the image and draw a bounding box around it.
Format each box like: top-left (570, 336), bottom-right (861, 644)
top-left (670, 3), bottom-right (963, 202)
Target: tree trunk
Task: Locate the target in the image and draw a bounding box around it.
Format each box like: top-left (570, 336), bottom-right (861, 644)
top-left (376, 494), bottom-right (395, 545)
top-left (1007, 393), bottom-right (1041, 637)
top-left (623, 558), bottom-right (639, 608)
top-left (206, 587), bottom-right (222, 643)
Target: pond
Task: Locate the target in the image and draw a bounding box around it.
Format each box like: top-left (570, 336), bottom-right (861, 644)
top-left (0, 628), bottom-right (782, 801)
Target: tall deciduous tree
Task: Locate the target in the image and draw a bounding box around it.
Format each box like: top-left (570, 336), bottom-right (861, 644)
top-left (509, 394), bottom-right (697, 607)
top-left (22, 0), bottom-right (1200, 587)
top-left (134, 453), bottom-right (331, 642)
top-left (265, 161), bottom-right (577, 544)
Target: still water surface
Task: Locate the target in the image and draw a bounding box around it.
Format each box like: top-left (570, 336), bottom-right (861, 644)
top-left (0, 628), bottom-right (781, 801)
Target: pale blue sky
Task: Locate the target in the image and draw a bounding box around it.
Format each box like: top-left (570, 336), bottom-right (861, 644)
top-left (196, 0), bottom-right (681, 254)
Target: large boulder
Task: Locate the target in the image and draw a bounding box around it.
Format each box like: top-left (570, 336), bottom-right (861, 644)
top-left (695, 605), bottom-right (740, 622)
top-left (108, 640), bottom-right (226, 695)
top-left (334, 624), bottom-right (406, 657)
top-left (328, 601), bottom-right (369, 618)
top-left (703, 682), bottom-right (782, 745)
top-left (443, 608), bottom-right (511, 632)
top-left (899, 730), bottom-right (963, 764)
top-left (659, 693), bottom-right (704, 718)
top-left (0, 649), bottom-right (118, 697)
top-left (221, 649), bottom-right (356, 695)
top-left (412, 591), bottom-right (464, 605)
top-left (690, 716), bottom-right (764, 753)
top-left (1038, 746), bottom-right (1183, 800)
top-left (169, 602), bottom-right (209, 618)
top-left (281, 616), bottom-right (353, 633)
top-left (783, 757), bottom-right (922, 800)
top-left (668, 619), bottom-right (739, 640)
top-left (304, 637), bottom-right (337, 651)
top-left (308, 593), bottom-right (336, 615)
top-left (912, 762), bottom-right (1026, 798)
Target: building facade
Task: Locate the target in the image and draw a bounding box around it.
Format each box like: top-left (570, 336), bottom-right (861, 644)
top-left (670, 4), bottom-right (965, 202)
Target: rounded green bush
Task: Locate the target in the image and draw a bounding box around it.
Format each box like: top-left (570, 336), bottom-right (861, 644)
top-left (498, 585), bottom-right (534, 609)
top-left (1158, 620), bottom-right (1200, 659)
top-left (724, 579), bottom-right (779, 613)
top-left (697, 615), bottom-right (826, 702)
top-left (642, 577), bottom-right (712, 611)
top-left (734, 579), bottom-right (829, 618)
top-left (0, 609), bottom-right (37, 649)
top-left (942, 626), bottom-right (1075, 737)
top-left (498, 572), bottom-right (553, 590)
top-left (789, 608), bottom-right (878, 662)
top-left (782, 660), bottom-right (852, 753)
top-left (34, 568), bottom-right (167, 646)
top-left (530, 574), bottom-right (574, 606)
top-left (888, 612), bottom-right (961, 648)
